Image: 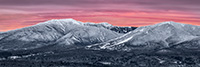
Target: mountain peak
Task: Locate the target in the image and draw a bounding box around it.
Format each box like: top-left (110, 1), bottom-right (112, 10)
top-left (161, 21), bottom-right (176, 24)
top-left (88, 21), bottom-right (200, 51)
top-left (37, 18), bottom-right (83, 25)
top-left (157, 21), bottom-right (180, 25)
top-left (98, 22), bottom-right (113, 27)
top-left (49, 18), bottom-right (76, 22)
top-left (154, 21), bottom-right (186, 27)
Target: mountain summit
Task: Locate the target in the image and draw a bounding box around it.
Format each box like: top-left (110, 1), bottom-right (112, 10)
top-left (88, 21), bottom-right (200, 52)
top-left (0, 19), bottom-right (123, 50)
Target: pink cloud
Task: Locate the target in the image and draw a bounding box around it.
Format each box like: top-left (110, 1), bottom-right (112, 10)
top-left (1, 0), bottom-right (200, 31)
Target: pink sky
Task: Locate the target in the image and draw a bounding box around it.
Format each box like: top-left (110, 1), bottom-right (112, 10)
top-left (0, 0), bottom-right (200, 31)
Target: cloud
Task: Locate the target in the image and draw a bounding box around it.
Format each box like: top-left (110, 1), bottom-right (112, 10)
top-left (1, 0), bottom-right (200, 31)
top-left (1, 0), bottom-right (200, 10)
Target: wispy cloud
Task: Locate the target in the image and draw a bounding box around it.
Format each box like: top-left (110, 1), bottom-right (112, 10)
top-left (0, 0), bottom-right (200, 31)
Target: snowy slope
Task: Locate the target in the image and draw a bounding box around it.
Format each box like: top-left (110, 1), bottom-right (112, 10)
top-left (0, 19), bottom-right (121, 50)
top-left (88, 21), bottom-right (200, 51)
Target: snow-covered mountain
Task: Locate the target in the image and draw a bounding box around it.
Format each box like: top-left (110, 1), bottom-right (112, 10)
top-left (2, 19), bottom-right (199, 53)
top-left (0, 19), bottom-right (122, 50)
top-left (87, 21), bottom-right (200, 52)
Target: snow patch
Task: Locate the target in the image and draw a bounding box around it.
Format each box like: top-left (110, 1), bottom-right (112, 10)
top-left (9, 56), bottom-right (21, 59)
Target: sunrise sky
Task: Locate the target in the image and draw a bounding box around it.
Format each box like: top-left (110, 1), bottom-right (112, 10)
top-left (0, 0), bottom-right (200, 31)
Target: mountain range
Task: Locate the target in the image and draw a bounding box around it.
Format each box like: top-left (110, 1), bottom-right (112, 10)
top-left (88, 22), bottom-right (200, 53)
top-left (1, 19), bottom-right (200, 52)
top-left (1, 19), bottom-right (200, 67)
top-left (0, 19), bottom-right (136, 51)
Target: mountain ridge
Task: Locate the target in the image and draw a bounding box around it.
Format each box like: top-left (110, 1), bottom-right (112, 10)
top-left (88, 21), bottom-right (200, 52)
top-left (1, 19), bottom-right (200, 53)
top-left (1, 19), bottom-right (200, 67)
top-left (0, 19), bottom-right (122, 50)
top-left (0, 19), bottom-right (137, 51)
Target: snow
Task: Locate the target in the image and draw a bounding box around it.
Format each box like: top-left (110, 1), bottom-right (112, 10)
top-left (0, 19), bottom-right (121, 50)
top-left (157, 21), bottom-right (176, 25)
top-left (2, 19), bottom-right (200, 51)
top-left (99, 62), bottom-right (111, 65)
top-left (115, 36), bottom-right (133, 45)
top-left (98, 22), bottom-right (113, 27)
top-left (39, 18), bottom-right (83, 25)
top-left (89, 21), bottom-right (200, 51)
top-left (9, 56), bottom-right (21, 59)
top-left (102, 36), bottom-right (133, 49)
top-left (139, 28), bottom-right (145, 32)
top-left (100, 43), bottom-right (111, 49)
